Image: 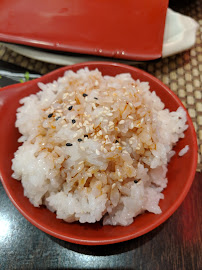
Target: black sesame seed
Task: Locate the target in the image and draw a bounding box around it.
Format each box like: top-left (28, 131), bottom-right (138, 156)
top-left (94, 97), bottom-right (98, 100)
top-left (66, 143), bottom-right (73, 146)
top-left (72, 119), bottom-right (76, 124)
top-left (134, 180), bottom-right (138, 184)
top-left (55, 116), bottom-right (61, 121)
top-left (84, 134), bottom-right (88, 138)
top-left (68, 106), bottom-right (73, 111)
top-left (48, 113), bottom-right (53, 118)
top-left (115, 140), bottom-right (119, 143)
top-left (78, 138), bottom-right (82, 142)
top-left (83, 93), bottom-right (88, 97)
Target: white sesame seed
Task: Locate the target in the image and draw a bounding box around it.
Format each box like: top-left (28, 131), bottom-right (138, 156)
top-left (118, 179), bottom-right (123, 182)
top-left (96, 149), bottom-right (100, 155)
top-left (123, 150), bottom-right (128, 154)
top-left (78, 161), bottom-right (84, 165)
top-left (99, 130), bottom-right (102, 135)
top-left (103, 127), bottom-right (108, 133)
top-left (70, 101), bottom-right (76, 105)
top-left (128, 115), bottom-right (134, 119)
top-left (112, 183), bottom-right (116, 189)
top-left (122, 141), bottom-right (127, 146)
top-left (117, 171), bottom-right (121, 177)
top-left (129, 102), bottom-right (133, 107)
top-left (119, 120), bottom-right (125, 124)
top-left (108, 113), bottom-right (113, 116)
top-left (130, 123), bottom-right (134, 129)
top-left (73, 133), bottom-right (78, 138)
top-left (95, 80), bottom-right (99, 86)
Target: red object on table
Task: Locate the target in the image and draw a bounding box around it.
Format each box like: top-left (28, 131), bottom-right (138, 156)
top-left (0, 0), bottom-right (169, 61)
top-left (0, 62), bottom-right (197, 245)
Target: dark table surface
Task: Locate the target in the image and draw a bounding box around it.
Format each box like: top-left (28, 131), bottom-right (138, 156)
top-left (0, 63), bottom-right (201, 270)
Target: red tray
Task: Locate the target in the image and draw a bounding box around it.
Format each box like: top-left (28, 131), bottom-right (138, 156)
top-left (0, 0), bottom-right (168, 61)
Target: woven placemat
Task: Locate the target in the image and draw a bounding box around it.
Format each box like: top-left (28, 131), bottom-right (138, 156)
top-left (0, 1), bottom-right (201, 170)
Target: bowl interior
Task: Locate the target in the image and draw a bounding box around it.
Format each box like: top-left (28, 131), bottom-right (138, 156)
top-left (0, 62), bottom-right (197, 245)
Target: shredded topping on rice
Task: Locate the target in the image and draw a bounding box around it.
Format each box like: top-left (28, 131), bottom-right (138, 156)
top-left (12, 68), bottom-right (188, 226)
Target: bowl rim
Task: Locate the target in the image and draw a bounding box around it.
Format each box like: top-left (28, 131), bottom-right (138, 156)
top-left (0, 61), bottom-right (198, 245)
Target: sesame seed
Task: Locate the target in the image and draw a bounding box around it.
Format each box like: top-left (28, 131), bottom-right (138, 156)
top-left (96, 149), bottom-right (100, 155)
top-left (68, 106), bottom-right (73, 111)
top-left (112, 183), bottom-right (116, 189)
top-left (84, 134), bottom-right (88, 138)
top-left (118, 172), bottom-right (121, 177)
top-left (103, 127), bottom-right (108, 133)
top-left (78, 161), bottom-right (84, 165)
top-left (118, 179), bottom-right (123, 182)
top-left (122, 142), bottom-right (127, 146)
top-left (72, 119), bottom-right (76, 124)
top-left (78, 138), bottom-right (82, 142)
top-left (108, 113), bottom-right (113, 116)
top-left (55, 116), bottom-right (61, 121)
top-left (70, 101), bottom-right (76, 105)
top-left (94, 97), bottom-right (98, 100)
top-left (83, 93), bottom-right (88, 97)
top-left (130, 123), bottom-right (134, 129)
top-left (129, 102), bottom-right (133, 107)
top-left (134, 180), bottom-right (138, 183)
top-left (123, 150), bottom-right (128, 154)
top-left (128, 115), bottom-right (134, 119)
top-left (66, 143), bottom-right (73, 146)
top-left (48, 113), bottom-right (53, 118)
top-left (115, 140), bottom-right (119, 143)
top-left (119, 120), bottom-right (125, 124)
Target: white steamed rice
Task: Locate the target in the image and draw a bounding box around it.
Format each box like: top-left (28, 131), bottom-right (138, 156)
top-left (12, 68), bottom-right (188, 226)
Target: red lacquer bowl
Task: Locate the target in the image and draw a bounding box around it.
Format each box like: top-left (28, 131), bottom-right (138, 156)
top-left (0, 62), bottom-right (198, 245)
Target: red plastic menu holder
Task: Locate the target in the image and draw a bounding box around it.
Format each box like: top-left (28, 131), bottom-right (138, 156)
top-left (0, 0), bottom-right (169, 61)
